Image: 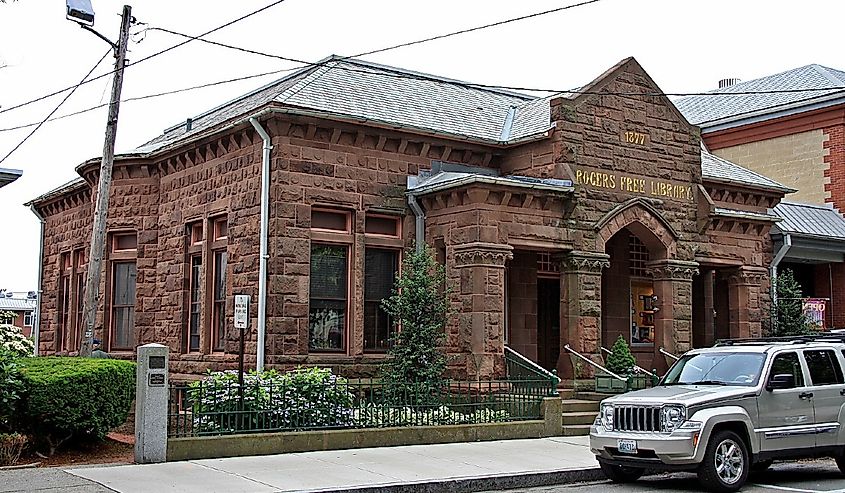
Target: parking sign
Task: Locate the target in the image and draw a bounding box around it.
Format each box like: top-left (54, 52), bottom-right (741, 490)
top-left (234, 294), bottom-right (250, 329)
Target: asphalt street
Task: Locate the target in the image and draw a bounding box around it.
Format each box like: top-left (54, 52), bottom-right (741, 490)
top-left (498, 460), bottom-right (845, 493)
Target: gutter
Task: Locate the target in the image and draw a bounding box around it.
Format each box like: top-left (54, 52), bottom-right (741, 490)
top-left (407, 194), bottom-right (425, 252)
top-left (28, 205), bottom-right (45, 356)
top-left (770, 234), bottom-right (792, 317)
top-left (248, 117), bottom-right (272, 372)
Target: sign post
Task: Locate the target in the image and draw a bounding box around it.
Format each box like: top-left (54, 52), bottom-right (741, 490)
top-left (234, 294), bottom-right (250, 423)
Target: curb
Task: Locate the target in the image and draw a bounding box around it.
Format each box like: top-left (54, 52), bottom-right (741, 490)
top-left (307, 468), bottom-right (606, 493)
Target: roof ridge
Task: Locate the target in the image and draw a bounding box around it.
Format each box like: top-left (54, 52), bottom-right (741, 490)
top-left (275, 61), bottom-right (337, 104)
top-left (328, 56), bottom-right (536, 100)
top-left (778, 200), bottom-right (836, 209)
top-left (812, 64), bottom-right (845, 86)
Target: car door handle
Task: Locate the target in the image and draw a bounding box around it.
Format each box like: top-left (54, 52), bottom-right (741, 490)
top-left (799, 392), bottom-right (814, 399)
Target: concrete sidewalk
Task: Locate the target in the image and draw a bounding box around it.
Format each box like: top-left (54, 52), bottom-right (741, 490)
top-left (66, 436), bottom-right (601, 493)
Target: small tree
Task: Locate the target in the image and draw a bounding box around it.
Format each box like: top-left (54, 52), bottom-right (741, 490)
top-left (605, 335), bottom-right (636, 376)
top-left (769, 269), bottom-right (816, 337)
top-left (381, 247), bottom-right (450, 405)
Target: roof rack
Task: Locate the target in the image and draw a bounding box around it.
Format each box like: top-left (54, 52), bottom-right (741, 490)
top-left (715, 333), bottom-right (845, 346)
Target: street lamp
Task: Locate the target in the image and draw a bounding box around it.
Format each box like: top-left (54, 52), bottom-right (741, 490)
top-left (66, 0), bottom-right (95, 27)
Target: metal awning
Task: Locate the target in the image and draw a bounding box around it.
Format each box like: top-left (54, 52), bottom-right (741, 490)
top-left (771, 201), bottom-right (845, 264)
top-left (0, 167), bottom-right (22, 189)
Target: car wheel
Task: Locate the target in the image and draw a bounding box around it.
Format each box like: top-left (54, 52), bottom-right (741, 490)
top-left (697, 430), bottom-right (749, 492)
top-left (751, 459), bottom-right (773, 472)
top-left (599, 460), bottom-right (644, 483)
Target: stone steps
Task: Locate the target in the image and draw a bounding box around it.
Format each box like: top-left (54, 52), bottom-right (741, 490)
top-left (560, 399), bottom-right (601, 413)
top-left (561, 411), bottom-right (597, 426)
top-left (561, 424), bottom-right (593, 436)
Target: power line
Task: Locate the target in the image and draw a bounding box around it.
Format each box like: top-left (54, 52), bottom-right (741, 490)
top-left (0, 0), bottom-right (290, 116)
top-left (0, 67), bottom-right (296, 133)
top-left (144, 28), bottom-right (845, 98)
top-left (0, 50), bottom-right (110, 165)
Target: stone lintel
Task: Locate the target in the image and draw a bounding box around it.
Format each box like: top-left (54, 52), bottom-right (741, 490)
top-left (560, 250), bottom-right (610, 274)
top-left (453, 242), bottom-right (514, 268)
top-left (646, 259), bottom-right (700, 281)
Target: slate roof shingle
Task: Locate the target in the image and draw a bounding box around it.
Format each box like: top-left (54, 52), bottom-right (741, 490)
top-left (700, 149), bottom-right (794, 193)
top-left (772, 201), bottom-right (845, 240)
top-left (675, 64), bottom-right (845, 127)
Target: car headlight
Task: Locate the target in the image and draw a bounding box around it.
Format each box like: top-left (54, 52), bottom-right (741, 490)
top-left (660, 405), bottom-right (686, 433)
top-left (600, 404), bottom-right (614, 431)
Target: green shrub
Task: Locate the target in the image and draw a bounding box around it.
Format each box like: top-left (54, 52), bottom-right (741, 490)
top-left (0, 349), bottom-right (24, 432)
top-left (381, 247), bottom-right (450, 405)
top-left (0, 324), bottom-right (34, 357)
top-left (190, 367), bottom-right (355, 434)
top-left (769, 269), bottom-right (817, 337)
top-left (15, 357), bottom-right (136, 454)
top-left (605, 335), bottom-right (636, 377)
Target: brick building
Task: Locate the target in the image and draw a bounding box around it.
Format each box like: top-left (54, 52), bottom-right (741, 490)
top-left (0, 295), bottom-right (36, 337)
top-left (27, 57), bottom-right (791, 379)
top-left (677, 64), bottom-right (845, 328)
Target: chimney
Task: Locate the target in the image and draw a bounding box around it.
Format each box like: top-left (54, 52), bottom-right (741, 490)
top-left (718, 78), bottom-right (741, 89)
top-left (185, 118), bottom-right (193, 131)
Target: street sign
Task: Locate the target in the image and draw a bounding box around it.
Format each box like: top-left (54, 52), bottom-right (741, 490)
top-left (234, 294), bottom-right (250, 329)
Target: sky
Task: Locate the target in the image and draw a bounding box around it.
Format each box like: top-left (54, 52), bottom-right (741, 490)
top-left (0, 0), bottom-right (843, 292)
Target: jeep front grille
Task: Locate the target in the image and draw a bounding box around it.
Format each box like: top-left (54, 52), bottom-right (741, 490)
top-left (614, 406), bottom-right (660, 432)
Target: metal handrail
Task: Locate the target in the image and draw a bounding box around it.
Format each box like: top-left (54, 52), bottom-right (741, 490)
top-left (564, 344), bottom-right (628, 382)
top-left (659, 347), bottom-right (680, 361)
top-left (504, 346), bottom-right (561, 386)
top-left (599, 346), bottom-right (658, 377)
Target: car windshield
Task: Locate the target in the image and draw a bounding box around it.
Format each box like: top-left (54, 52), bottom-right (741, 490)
top-left (662, 352), bottom-right (766, 387)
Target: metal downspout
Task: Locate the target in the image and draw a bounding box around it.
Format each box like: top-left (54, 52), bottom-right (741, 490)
top-left (770, 234), bottom-right (792, 324)
top-left (29, 205), bottom-right (45, 356)
top-left (249, 117), bottom-right (272, 372)
top-left (407, 194), bottom-right (425, 252)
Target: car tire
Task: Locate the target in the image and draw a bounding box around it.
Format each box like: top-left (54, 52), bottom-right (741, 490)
top-left (599, 460), bottom-right (644, 483)
top-left (697, 430), bottom-right (749, 493)
top-left (835, 454), bottom-right (845, 475)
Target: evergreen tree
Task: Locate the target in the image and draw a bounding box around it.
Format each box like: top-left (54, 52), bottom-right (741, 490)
top-left (769, 269), bottom-right (816, 337)
top-left (605, 335), bottom-right (636, 376)
top-left (381, 247), bottom-right (450, 405)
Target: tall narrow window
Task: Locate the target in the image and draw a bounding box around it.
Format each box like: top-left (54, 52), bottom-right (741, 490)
top-left (24, 311), bottom-right (33, 327)
top-left (111, 262), bottom-right (137, 350)
top-left (58, 253), bottom-right (72, 352)
top-left (188, 255), bottom-right (202, 352)
top-left (364, 249), bottom-right (398, 351)
top-left (71, 249), bottom-right (85, 351)
top-left (210, 217), bottom-right (228, 352)
top-left (109, 233), bottom-right (137, 351)
top-left (309, 244), bottom-right (348, 351)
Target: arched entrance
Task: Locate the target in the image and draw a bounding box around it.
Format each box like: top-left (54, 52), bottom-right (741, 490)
top-left (601, 227), bottom-right (663, 368)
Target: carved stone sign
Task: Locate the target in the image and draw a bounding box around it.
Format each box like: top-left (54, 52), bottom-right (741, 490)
top-left (575, 168), bottom-right (693, 201)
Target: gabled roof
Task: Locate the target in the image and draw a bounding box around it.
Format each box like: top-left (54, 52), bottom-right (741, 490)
top-left (700, 149), bottom-right (795, 193)
top-left (0, 298), bottom-right (36, 312)
top-left (772, 201), bottom-right (845, 240)
top-left (675, 64), bottom-right (845, 129)
top-left (139, 56), bottom-right (552, 152)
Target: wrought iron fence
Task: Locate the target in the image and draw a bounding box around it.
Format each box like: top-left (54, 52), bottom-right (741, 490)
top-left (168, 375), bottom-right (555, 438)
top-left (504, 346), bottom-right (560, 394)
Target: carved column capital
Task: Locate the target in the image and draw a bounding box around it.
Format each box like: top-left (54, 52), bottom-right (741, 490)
top-left (453, 242), bottom-right (514, 268)
top-left (646, 259), bottom-right (700, 281)
top-left (725, 266), bottom-right (767, 286)
top-left (560, 251), bottom-right (611, 274)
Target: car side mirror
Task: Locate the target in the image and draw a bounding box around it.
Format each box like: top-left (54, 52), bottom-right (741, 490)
top-left (767, 373), bottom-right (795, 391)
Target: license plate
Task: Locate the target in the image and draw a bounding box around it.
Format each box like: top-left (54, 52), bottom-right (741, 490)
top-left (617, 439), bottom-right (638, 454)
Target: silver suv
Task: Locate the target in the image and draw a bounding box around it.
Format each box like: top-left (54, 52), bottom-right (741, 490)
top-left (589, 335), bottom-right (845, 492)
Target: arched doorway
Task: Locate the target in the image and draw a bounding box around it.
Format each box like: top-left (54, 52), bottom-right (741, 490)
top-left (601, 227), bottom-right (664, 368)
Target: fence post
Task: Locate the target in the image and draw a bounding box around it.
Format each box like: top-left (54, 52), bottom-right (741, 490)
top-left (540, 397), bottom-right (562, 437)
top-left (135, 343), bottom-right (169, 464)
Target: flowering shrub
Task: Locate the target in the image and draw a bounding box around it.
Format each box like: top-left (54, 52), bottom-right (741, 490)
top-left (189, 367), bottom-right (355, 434)
top-left (0, 325), bottom-right (34, 358)
top-left (0, 349), bottom-right (24, 432)
top-left (354, 404), bottom-right (509, 428)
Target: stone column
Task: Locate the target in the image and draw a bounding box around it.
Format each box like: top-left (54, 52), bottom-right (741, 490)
top-left (647, 259), bottom-right (699, 371)
top-left (454, 242), bottom-right (513, 379)
top-left (559, 251), bottom-right (610, 379)
top-left (726, 266), bottom-right (767, 339)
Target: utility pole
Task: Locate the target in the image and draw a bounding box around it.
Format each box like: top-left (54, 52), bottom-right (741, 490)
top-left (79, 5), bottom-right (132, 357)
